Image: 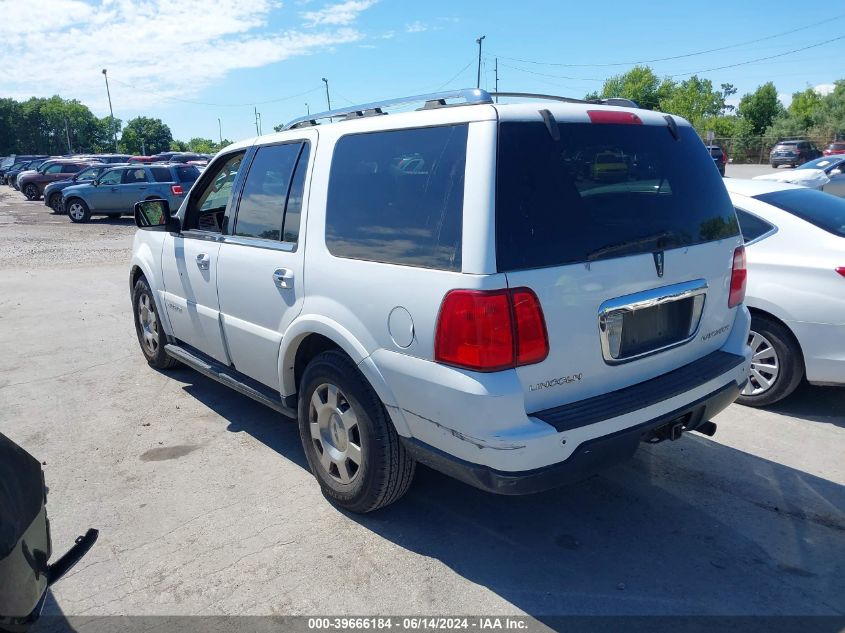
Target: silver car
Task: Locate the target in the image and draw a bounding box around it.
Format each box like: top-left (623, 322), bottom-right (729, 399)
top-left (726, 179), bottom-right (845, 405)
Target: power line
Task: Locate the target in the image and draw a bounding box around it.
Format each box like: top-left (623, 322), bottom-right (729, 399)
top-left (434, 59), bottom-right (475, 91)
top-left (489, 12), bottom-right (845, 68)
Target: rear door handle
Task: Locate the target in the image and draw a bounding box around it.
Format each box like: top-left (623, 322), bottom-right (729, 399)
top-left (196, 253), bottom-right (210, 270)
top-left (272, 268), bottom-right (293, 289)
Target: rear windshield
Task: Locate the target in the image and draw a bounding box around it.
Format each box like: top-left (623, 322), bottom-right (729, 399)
top-left (755, 188), bottom-right (845, 238)
top-left (176, 166), bottom-right (200, 183)
top-left (496, 121), bottom-right (738, 271)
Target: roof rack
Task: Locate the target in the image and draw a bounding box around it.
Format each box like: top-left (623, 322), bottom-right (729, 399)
top-left (283, 89), bottom-right (493, 130)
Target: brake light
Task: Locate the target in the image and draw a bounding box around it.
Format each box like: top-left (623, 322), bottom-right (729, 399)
top-left (434, 288), bottom-right (548, 372)
top-left (729, 246), bottom-right (747, 308)
top-left (171, 184), bottom-right (184, 196)
top-left (587, 110), bottom-right (642, 125)
top-left (721, 152), bottom-right (729, 164)
top-left (836, 267), bottom-right (845, 278)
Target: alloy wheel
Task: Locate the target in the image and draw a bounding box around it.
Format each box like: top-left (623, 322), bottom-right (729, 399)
top-left (308, 383), bottom-right (363, 484)
top-left (137, 293), bottom-right (159, 355)
top-left (68, 202), bottom-right (86, 221)
top-left (742, 330), bottom-right (780, 396)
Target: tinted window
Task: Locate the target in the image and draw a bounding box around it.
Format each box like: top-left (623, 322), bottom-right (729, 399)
top-left (283, 144), bottom-right (310, 243)
top-left (176, 166), bottom-right (199, 183)
top-left (61, 164), bottom-right (82, 174)
top-left (326, 125), bottom-right (467, 270)
top-left (188, 152), bottom-right (244, 232)
top-left (735, 209), bottom-right (774, 243)
top-left (496, 122), bottom-right (739, 271)
top-left (150, 167), bottom-right (172, 183)
top-left (75, 167), bottom-right (100, 180)
top-left (98, 169), bottom-right (123, 185)
top-left (43, 164), bottom-right (63, 174)
top-left (755, 188), bottom-right (845, 238)
top-left (234, 143), bottom-right (302, 241)
top-left (123, 168), bottom-right (148, 184)
top-left (798, 157), bottom-right (845, 172)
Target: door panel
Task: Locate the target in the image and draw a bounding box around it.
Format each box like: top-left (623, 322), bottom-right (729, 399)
top-left (161, 233), bottom-right (228, 363)
top-left (824, 172), bottom-right (845, 197)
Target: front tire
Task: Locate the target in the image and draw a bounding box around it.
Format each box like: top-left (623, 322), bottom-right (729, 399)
top-left (736, 315), bottom-right (804, 407)
top-left (132, 278), bottom-right (178, 369)
top-left (298, 350), bottom-right (415, 513)
top-left (67, 199), bottom-right (91, 223)
top-left (23, 184), bottom-right (39, 201)
top-left (49, 193), bottom-right (64, 213)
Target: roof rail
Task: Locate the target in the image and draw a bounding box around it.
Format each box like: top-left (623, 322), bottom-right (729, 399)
top-left (283, 88), bottom-right (493, 130)
top-left (490, 92), bottom-right (639, 108)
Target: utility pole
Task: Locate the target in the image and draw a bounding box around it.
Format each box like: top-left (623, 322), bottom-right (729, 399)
top-left (257, 112), bottom-right (262, 135)
top-left (64, 118), bottom-right (72, 153)
top-left (494, 57), bottom-right (499, 102)
top-left (218, 118), bottom-right (222, 145)
top-left (102, 68), bottom-right (117, 151)
top-left (141, 138), bottom-right (146, 155)
top-left (475, 35), bottom-right (486, 89)
top-left (322, 78), bottom-right (332, 111)
top-left (254, 107), bottom-right (260, 135)
top-left (305, 102), bottom-right (310, 116)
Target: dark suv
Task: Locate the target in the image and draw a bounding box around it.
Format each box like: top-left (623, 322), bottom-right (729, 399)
top-left (770, 140), bottom-right (822, 168)
top-left (18, 160), bottom-right (94, 201)
top-left (708, 145), bottom-right (728, 177)
top-left (63, 163), bottom-right (200, 222)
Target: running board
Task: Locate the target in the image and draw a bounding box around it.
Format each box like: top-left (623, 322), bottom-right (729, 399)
top-left (164, 344), bottom-right (297, 419)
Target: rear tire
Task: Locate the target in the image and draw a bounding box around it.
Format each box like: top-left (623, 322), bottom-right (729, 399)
top-left (736, 315), bottom-right (804, 407)
top-left (67, 199), bottom-right (91, 223)
top-left (49, 193), bottom-right (64, 214)
top-left (298, 350), bottom-right (415, 513)
top-left (132, 277), bottom-right (178, 370)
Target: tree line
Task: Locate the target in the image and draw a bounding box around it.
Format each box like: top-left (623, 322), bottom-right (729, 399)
top-left (0, 96), bottom-right (231, 156)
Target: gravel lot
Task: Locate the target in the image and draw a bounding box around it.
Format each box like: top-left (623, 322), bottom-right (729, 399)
top-left (0, 186), bottom-right (843, 621)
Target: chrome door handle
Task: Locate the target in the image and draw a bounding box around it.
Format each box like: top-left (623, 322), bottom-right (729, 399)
top-left (196, 253), bottom-right (210, 270)
top-left (272, 268), bottom-right (293, 289)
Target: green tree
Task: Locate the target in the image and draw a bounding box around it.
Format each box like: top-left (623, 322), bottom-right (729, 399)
top-left (120, 116), bottom-right (173, 154)
top-left (588, 65), bottom-right (675, 110)
top-left (658, 75), bottom-right (724, 128)
top-left (788, 87), bottom-right (822, 129)
top-left (738, 82), bottom-right (784, 136)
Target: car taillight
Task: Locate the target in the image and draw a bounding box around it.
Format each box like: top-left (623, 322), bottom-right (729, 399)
top-left (171, 184), bottom-right (184, 195)
top-left (721, 152), bottom-right (728, 164)
top-left (836, 267), bottom-right (845, 278)
top-left (729, 246), bottom-right (747, 308)
top-left (587, 110), bottom-right (642, 125)
top-left (434, 288), bottom-right (548, 372)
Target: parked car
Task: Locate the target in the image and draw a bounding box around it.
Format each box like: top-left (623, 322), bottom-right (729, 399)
top-left (93, 153), bottom-right (132, 164)
top-left (149, 151), bottom-right (179, 162)
top-left (1, 161), bottom-right (31, 185)
top-left (64, 163), bottom-right (199, 223)
top-left (129, 90), bottom-right (750, 513)
top-left (823, 141), bottom-right (845, 156)
top-left (128, 156), bottom-right (154, 163)
top-left (769, 139), bottom-right (822, 168)
top-left (0, 154), bottom-right (48, 179)
top-left (17, 159), bottom-right (94, 201)
top-left (754, 155), bottom-right (845, 196)
top-left (725, 179), bottom-right (845, 406)
top-left (708, 145), bottom-right (728, 177)
top-left (43, 163), bottom-right (127, 213)
top-left (8, 159), bottom-right (54, 189)
top-left (0, 432), bottom-right (97, 631)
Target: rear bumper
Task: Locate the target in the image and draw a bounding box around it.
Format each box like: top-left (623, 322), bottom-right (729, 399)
top-left (770, 156), bottom-right (798, 166)
top-left (401, 379), bottom-right (742, 495)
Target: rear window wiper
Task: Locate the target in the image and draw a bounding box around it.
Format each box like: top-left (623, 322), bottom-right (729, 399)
top-left (585, 230), bottom-right (683, 262)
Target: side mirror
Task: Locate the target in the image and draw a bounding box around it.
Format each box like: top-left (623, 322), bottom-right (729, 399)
top-left (134, 199), bottom-right (180, 232)
top-left (831, 169), bottom-right (842, 176)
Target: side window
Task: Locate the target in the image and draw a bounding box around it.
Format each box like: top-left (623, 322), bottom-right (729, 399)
top-left (44, 164), bottom-right (64, 174)
top-left (61, 164), bottom-right (81, 174)
top-left (123, 168), bottom-right (149, 184)
top-left (234, 143), bottom-right (302, 241)
top-left (98, 169), bottom-right (123, 185)
top-left (735, 208), bottom-right (774, 243)
top-left (283, 144), bottom-right (310, 243)
top-left (150, 167), bottom-right (172, 183)
top-left (186, 152), bottom-right (245, 232)
top-left (325, 125), bottom-right (467, 270)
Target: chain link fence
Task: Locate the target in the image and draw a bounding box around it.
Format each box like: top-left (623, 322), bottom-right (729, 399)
top-left (703, 135), bottom-right (830, 164)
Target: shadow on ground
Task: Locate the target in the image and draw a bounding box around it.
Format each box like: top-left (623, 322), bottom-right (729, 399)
top-left (166, 370), bottom-right (845, 616)
top-left (764, 382), bottom-right (845, 429)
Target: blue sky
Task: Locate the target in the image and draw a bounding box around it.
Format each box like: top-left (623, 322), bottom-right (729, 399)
top-left (0, 0), bottom-right (841, 142)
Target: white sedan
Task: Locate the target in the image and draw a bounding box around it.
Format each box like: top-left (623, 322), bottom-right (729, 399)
top-left (754, 155), bottom-right (845, 197)
top-left (725, 179), bottom-right (845, 406)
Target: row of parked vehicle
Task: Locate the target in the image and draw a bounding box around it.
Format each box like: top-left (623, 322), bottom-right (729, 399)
top-left (0, 153), bottom-right (203, 221)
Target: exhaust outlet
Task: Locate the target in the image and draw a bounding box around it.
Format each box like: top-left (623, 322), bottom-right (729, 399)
top-left (695, 421), bottom-right (717, 437)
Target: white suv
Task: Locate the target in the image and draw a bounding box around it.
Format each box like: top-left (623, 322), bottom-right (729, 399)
top-left (129, 89), bottom-right (751, 512)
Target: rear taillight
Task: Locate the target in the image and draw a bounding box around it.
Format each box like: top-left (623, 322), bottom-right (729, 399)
top-left (587, 110), bottom-right (642, 125)
top-left (729, 246), bottom-right (747, 308)
top-left (836, 267), bottom-right (845, 278)
top-left (721, 152), bottom-right (729, 164)
top-left (171, 184), bottom-right (184, 195)
top-left (434, 288), bottom-right (549, 372)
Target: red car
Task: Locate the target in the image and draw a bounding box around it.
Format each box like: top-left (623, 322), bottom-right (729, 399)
top-left (823, 142), bottom-right (845, 156)
top-left (128, 156), bottom-right (154, 163)
top-left (17, 160), bottom-right (94, 201)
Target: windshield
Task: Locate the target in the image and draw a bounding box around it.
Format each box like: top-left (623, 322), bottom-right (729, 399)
top-left (75, 167), bottom-right (100, 180)
top-left (798, 156), bottom-right (845, 172)
top-left (755, 188), bottom-right (845, 238)
top-left (495, 121), bottom-right (739, 270)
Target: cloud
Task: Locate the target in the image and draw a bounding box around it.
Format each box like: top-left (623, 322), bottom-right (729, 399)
top-left (301, 0), bottom-right (377, 27)
top-left (405, 21), bottom-right (428, 33)
top-left (814, 83), bottom-right (835, 96)
top-left (0, 0), bottom-right (374, 112)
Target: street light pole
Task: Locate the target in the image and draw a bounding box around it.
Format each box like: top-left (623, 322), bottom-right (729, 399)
top-left (322, 78), bottom-right (332, 111)
top-left (101, 68), bottom-right (117, 151)
top-left (306, 102), bottom-right (310, 116)
top-left (218, 118), bottom-right (222, 145)
top-left (475, 35), bottom-right (486, 89)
